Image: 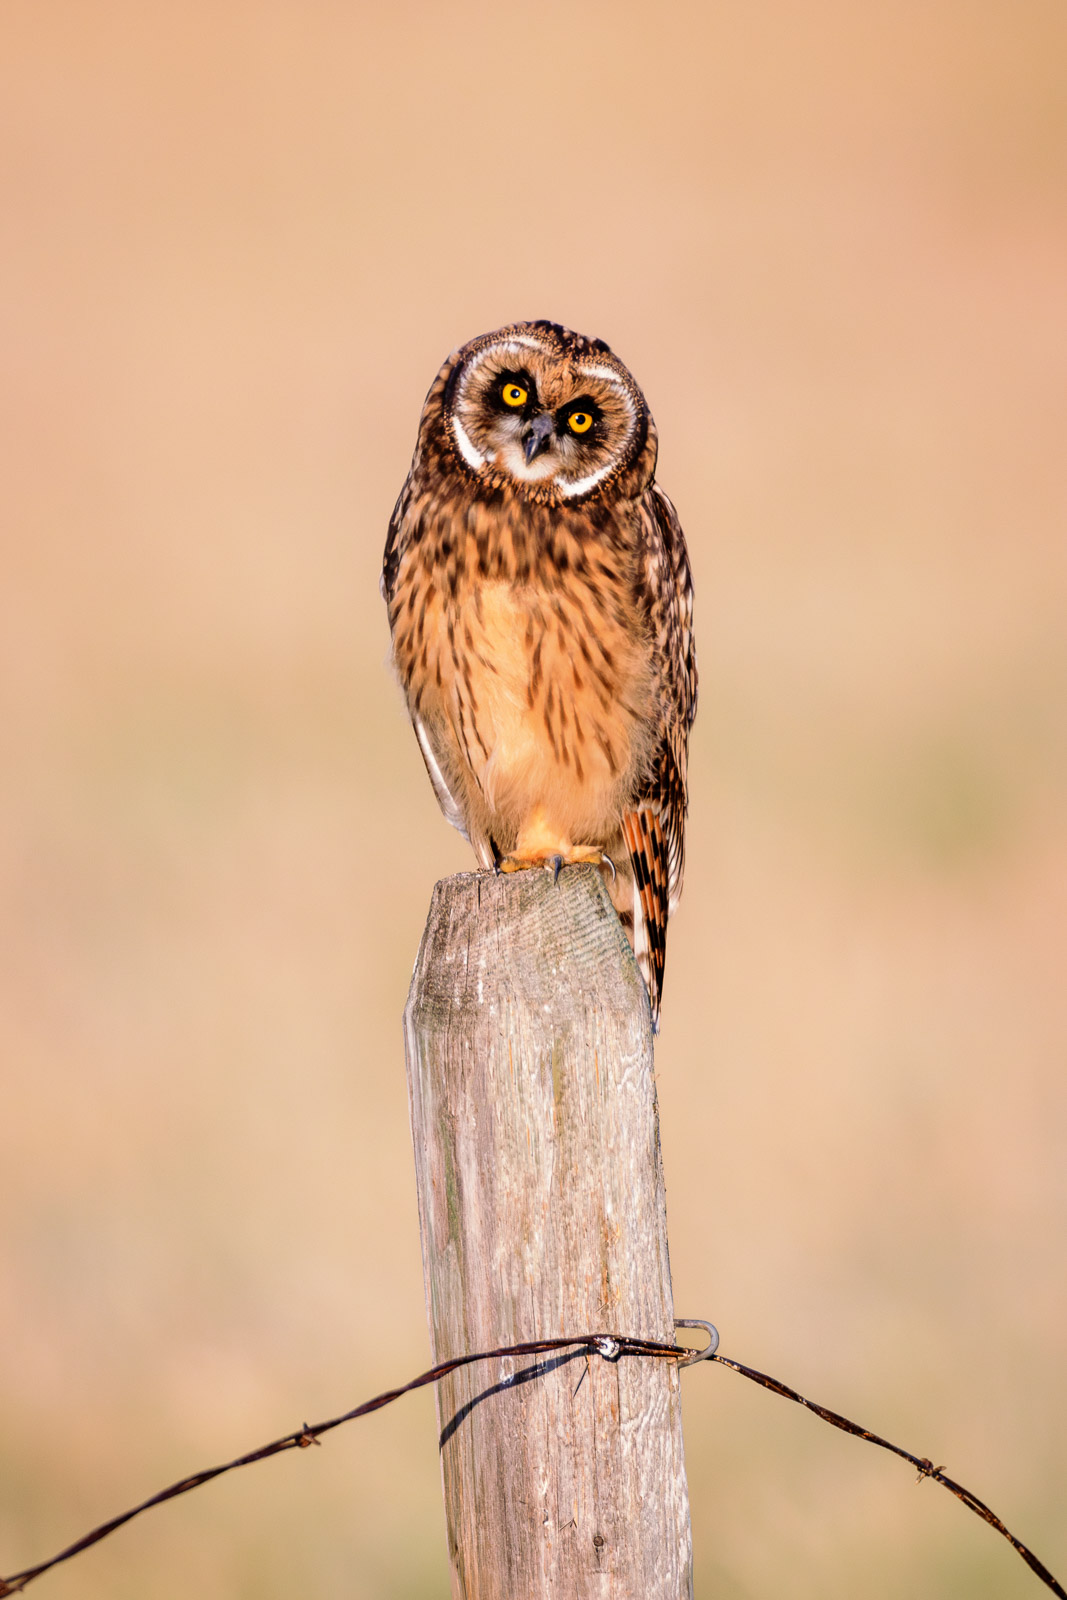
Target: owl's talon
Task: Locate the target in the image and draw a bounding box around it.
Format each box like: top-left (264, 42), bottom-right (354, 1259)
top-left (601, 852), bottom-right (617, 883)
top-left (498, 848), bottom-right (607, 881)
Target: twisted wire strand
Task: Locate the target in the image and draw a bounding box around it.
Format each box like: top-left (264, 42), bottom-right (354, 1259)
top-left (1, 1326), bottom-right (1061, 1598)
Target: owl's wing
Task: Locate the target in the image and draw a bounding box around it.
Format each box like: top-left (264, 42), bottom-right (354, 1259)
top-left (413, 716), bottom-right (470, 842)
top-left (383, 475), bottom-right (476, 850)
top-left (380, 481), bottom-right (410, 606)
top-left (623, 484), bottom-right (697, 1028)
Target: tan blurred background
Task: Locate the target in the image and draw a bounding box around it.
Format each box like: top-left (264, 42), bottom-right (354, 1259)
top-left (2, 1), bottom-right (1065, 1595)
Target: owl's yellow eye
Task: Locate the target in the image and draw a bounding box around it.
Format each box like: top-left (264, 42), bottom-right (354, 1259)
top-left (568, 410), bottom-right (594, 434)
top-left (502, 382), bottom-right (528, 408)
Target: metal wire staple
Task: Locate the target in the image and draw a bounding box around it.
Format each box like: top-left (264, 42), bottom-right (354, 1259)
top-left (673, 1318), bottom-right (720, 1366)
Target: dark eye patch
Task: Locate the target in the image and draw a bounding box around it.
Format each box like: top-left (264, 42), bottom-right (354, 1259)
top-left (558, 396), bottom-right (602, 437)
top-left (494, 369), bottom-right (537, 414)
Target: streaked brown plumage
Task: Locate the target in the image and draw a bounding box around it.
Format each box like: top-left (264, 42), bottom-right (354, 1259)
top-left (382, 321), bottom-right (696, 1027)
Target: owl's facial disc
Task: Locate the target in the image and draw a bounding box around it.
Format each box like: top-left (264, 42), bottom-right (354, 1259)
top-left (450, 333), bottom-right (642, 492)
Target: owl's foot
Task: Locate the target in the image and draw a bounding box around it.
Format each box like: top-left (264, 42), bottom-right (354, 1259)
top-left (498, 845), bottom-right (613, 885)
top-left (497, 853), bottom-right (556, 875)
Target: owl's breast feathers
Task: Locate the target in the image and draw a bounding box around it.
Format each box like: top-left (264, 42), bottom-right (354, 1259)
top-left (386, 482), bottom-right (659, 856)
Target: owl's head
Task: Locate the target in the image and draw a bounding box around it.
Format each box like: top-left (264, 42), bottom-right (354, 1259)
top-left (431, 321), bottom-right (656, 501)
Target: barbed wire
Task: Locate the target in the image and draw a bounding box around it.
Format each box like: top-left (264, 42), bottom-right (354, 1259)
top-left (709, 1348), bottom-right (1065, 1597)
top-left (0, 1320), bottom-right (1061, 1598)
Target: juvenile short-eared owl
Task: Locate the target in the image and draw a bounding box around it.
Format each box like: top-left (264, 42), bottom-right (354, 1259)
top-left (382, 321), bottom-right (697, 1028)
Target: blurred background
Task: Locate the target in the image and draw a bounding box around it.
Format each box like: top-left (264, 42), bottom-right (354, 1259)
top-left (2, 1), bottom-right (1065, 1595)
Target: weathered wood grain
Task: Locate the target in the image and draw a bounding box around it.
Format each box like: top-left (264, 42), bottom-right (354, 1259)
top-left (403, 865), bottom-right (693, 1599)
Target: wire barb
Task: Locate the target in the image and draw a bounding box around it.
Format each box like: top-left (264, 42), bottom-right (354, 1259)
top-left (0, 1321), bottom-right (1062, 1599)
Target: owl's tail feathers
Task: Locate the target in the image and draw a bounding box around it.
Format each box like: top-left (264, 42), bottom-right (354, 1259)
top-left (620, 808), bottom-right (669, 1033)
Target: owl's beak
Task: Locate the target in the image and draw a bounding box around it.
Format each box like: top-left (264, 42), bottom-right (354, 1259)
top-left (522, 414), bottom-right (555, 464)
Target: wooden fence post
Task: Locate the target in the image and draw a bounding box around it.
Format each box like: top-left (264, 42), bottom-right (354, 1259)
top-left (403, 864), bottom-right (693, 1598)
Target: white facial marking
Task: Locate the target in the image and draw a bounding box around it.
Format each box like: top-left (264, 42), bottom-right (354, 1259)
top-left (579, 362), bottom-right (630, 388)
top-left (499, 441), bottom-right (557, 481)
top-left (499, 334), bottom-right (547, 352)
top-left (460, 338), bottom-right (544, 393)
top-left (557, 460), bottom-right (618, 498)
top-left (451, 412), bottom-right (485, 470)
top-left (577, 365), bottom-right (637, 423)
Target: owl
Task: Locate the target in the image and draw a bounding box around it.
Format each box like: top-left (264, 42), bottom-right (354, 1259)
top-left (382, 321), bottom-right (696, 1029)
